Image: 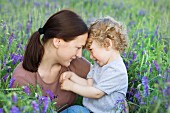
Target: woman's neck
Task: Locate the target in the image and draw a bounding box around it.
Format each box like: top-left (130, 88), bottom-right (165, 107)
top-left (38, 47), bottom-right (61, 83)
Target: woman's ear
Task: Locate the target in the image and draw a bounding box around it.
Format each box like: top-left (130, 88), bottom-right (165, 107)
top-left (104, 38), bottom-right (113, 50)
top-left (53, 38), bottom-right (61, 48)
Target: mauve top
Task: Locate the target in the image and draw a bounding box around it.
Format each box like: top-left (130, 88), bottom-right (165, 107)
top-left (12, 57), bottom-right (90, 112)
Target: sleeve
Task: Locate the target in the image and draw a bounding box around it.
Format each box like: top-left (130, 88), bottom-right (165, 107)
top-left (86, 65), bottom-right (94, 79)
top-left (94, 66), bottom-right (127, 95)
top-left (69, 57), bottom-right (91, 79)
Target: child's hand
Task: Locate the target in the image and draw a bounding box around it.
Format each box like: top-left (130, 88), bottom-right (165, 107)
top-left (59, 71), bottom-right (73, 84)
top-left (60, 79), bottom-right (74, 91)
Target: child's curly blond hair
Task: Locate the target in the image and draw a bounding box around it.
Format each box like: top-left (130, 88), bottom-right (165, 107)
top-left (86, 16), bottom-right (128, 53)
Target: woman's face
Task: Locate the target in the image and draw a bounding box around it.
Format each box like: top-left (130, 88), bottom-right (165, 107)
top-left (57, 33), bottom-right (88, 67)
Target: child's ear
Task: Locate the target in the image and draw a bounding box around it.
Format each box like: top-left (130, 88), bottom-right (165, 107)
top-left (104, 38), bottom-right (113, 50)
top-left (53, 38), bottom-right (61, 48)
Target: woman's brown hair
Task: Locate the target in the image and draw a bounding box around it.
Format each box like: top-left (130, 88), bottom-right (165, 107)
top-left (23, 10), bottom-right (88, 72)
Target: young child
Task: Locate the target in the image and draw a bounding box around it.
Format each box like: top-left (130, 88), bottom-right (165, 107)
top-left (60, 16), bottom-right (128, 113)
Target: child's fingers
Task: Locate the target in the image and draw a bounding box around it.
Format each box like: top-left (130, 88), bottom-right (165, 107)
top-left (59, 74), bottom-right (64, 83)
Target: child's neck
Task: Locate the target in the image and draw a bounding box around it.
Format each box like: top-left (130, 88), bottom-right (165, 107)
top-left (107, 50), bottom-right (121, 63)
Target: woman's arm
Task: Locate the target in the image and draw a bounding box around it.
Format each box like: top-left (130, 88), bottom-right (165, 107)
top-left (60, 79), bottom-right (104, 99)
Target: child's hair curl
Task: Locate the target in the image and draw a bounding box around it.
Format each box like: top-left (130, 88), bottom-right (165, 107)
top-left (86, 16), bottom-right (128, 53)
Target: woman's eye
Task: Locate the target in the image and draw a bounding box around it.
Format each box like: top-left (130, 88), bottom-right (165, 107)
top-left (77, 47), bottom-right (81, 49)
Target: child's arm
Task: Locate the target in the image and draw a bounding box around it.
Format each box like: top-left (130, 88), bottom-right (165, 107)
top-left (60, 79), bottom-right (104, 99)
top-left (60, 71), bottom-right (90, 86)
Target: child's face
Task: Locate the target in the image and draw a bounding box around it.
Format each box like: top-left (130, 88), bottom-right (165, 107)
top-left (89, 40), bottom-right (110, 66)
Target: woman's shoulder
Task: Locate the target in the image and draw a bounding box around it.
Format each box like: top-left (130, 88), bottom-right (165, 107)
top-left (12, 62), bottom-right (36, 87)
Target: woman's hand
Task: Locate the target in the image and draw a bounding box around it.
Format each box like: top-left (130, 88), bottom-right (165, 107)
top-left (60, 79), bottom-right (74, 91)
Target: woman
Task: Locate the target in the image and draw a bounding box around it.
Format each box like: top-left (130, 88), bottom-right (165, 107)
top-left (12, 9), bottom-right (90, 112)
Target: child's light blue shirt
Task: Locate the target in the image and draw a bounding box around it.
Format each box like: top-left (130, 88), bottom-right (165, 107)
top-left (83, 57), bottom-right (128, 113)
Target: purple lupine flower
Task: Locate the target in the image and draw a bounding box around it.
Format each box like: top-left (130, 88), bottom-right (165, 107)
top-left (168, 69), bottom-right (170, 73)
top-left (163, 86), bottom-right (170, 96)
top-left (0, 108), bottom-right (3, 113)
top-left (122, 52), bottom-right (126, 58)
top-left (164, 47), bottom-right (167, 53)
top-left (46, 90), bottom-right (54, 101)
top-left (150, 65), bottom-right (152, 73)
top-left (132, 53), bottom-right (137, 60)
top-left (134, 91), bottom-right (141, 102)
top-left (9, 78), bottom-right (16, 88)
top-left (138, 9), bottom-right (146, 16)
top-left (140, 101), bottom-right (146, 105)
top-left (42, 97), bottom-right (49, 113)
top-left (113, 99), bottom-right (125, 111)
top-left (8, 33), bottom-right (14, 45)
top-left (154, 25), bottom-right (159, 37)
top-left (10, 53), bottom-right (23, 65)
top-left (3, 74), bottom-right (9, 82)
top-left (12, 93), bottom-right (17, 103)
top-left (38, 96), bottom-right (44, 104)
top-left (45, 2), bottom-right (50, 8)
top-left (23, 86), bottom-right (30, 95)
top-left (3, 55), bottom-right (7, 67)
top-left (153, 60), bottom-right (160, 72)
top-left (133, 42), bottom-right (136, 48)
top-left (10, 106), bottom-right (20, 113)
top-left (26, 20), bottom-right (32, 34)
top-left (150, 96), bottom-right (157, 105)
top-left (34, 2), bottom-right (40, 7)
top-left (103, 2), bottom-right (108, 6)
top-left (32, 100), bottom-right (39, 113)
top-left (142, 76), bottom-right (149, 96)
top-left (128, 21), bottom-right (136, 26)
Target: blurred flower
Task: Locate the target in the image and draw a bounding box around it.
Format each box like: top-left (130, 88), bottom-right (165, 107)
top-left (34, 1), bottom-right (40, 7)
top-left (153, 60), bottom-right (160, 72)
top-left (128, 21), bottom-right (136, 27)
top-left (23, 86), bottom-right (30, 95)
top-left (8, 33), bottom-right (14, 45)
top-left (10, 106), bottom-right (20, 113)
top-left (10, 53), bottom-right (23, 65)
top-left (122, 52), bottom-right (126, 58)
top-left (3, 73), bottom-right (9, 82)
top-left (114, 99), bottom-right (125, 111)
top-left (150, 65), bottom-right (152, 73)
top-left (164, 47), bottom-right (167, 53)
top-left (142, 76), bottom-right (149, 96)
top-left (134, 91), bottom-right (142, 103)
top-left (42, 97), bottom-right (49, 113)
top-left (138, 9), bottom-right (146, 16)
top-left (26, 20), bottom-right (32, 34)
top-left (150, 96), bottom-right (157, 105)
top-left (8, 77), bottom-right (16, 88)
top-left (32, 100), bottom-right (39, 113)
top-left (168, 69), bottom-right (170, 73)
top-left (164, 86), bottom-right (170, 96)
top-left (12, 93), bottom-right (17, 103)
top-left (45, 2), bottom-right (50, 8)
top-left (46, 90), bottom-right (54, 101)
top-left (154, 25), bottom-right (159, 37)
top-left (133, 53), bottom-right (137, 60)
top-left (0, 108), bottom-right (3, 113)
